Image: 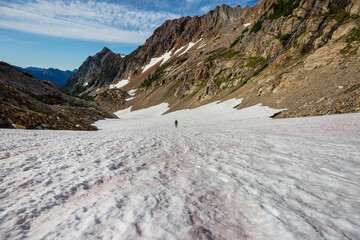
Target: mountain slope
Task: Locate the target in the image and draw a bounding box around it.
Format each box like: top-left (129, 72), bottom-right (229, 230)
top-left (63, 2), bottom-right (272, 97)
top-left (63, 47), bottom-right (122, 96)
top-left (128, 0), bottom-right (360, 117)
top-left (16, 66), bottom-right (76, 87)
top-left (0, 62), bottom-right (116, 130)
top-left (64, 0), bottom-right (360, 117)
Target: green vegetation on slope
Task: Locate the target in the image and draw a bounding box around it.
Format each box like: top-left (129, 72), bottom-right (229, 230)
top-left (344, 83), bottom-right (360, 94)
top-left (268, 0), bottom-right (301, 21)
top-left (276, 33), bottom-right (291, 41)
top-left (251, 0), bottom-right (301, 33)
top-left (205, 49), bottom-right (243, 63)
top-left (230, 35), bottom-right (244, 48)
top-left (335, 11), bottom-right (360, 23)
top-left (101, 63), bottom-right (117, 80)
top-left (346, 26), bottom-right (360, 43)
top-left (214, 76), bottom-right (231, 87)
top-left (246, 56), bottom-right (267, 68)
top-left (78, 94), bottom-right (94, 101)
top-left (341, 26), bottom-right (360, 54)
top-left (72, 85), bottom-right (88, 97)
top-left (140, 58), bottom-right (177, 88)
top-left (251, 19), bottom-right (264, 33)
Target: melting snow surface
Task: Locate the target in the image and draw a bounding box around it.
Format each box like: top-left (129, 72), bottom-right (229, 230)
top-left (174, 45), bottom-right (187, 55)
top-left (1, 99), bottom-right (360, 239)
top-left (109, 78), bottom-right (130, 89)
top-left (160, 51), bottom-right (172, 66)
top-left (142, 50), bottom-right (172, 73)
top-left (125, 97), bottom-right (135, 102)
top-left (244, 23), bottom-right (251, 27)
top-left (127, 89), bottom-right (136, 96)
top-left (197, 43), bottom-right (206, 49)
top-left (179, 38), bottom-right (202, 56)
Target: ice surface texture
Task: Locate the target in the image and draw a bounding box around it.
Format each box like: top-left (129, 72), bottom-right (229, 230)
top-left (0, 99), bottom-right (359, 239)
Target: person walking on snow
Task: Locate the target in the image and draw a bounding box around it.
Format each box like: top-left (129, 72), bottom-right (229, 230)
top-left (175, 120), bottom-right (178, 128)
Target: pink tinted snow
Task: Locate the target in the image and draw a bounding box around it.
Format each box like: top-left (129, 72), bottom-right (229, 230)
top-left (1, 99), bottom-right (360, 239)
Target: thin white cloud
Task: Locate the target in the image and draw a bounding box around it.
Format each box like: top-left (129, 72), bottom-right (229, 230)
top-left (200, 5), bottom-right (212, 13)
top-left (0, 0), bottom-right (180, 44)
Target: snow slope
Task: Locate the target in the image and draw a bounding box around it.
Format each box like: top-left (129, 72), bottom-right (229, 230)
top-left (109, 78), bottom-right (130, 89)
top-left (1, 99), bottom-right (360, 239)
top-left (141, 50), bottom-right (172, 73)
top-left (179, 39), bottom-right (202, 57)
top-left (141, 39), bottom-right (202, 74)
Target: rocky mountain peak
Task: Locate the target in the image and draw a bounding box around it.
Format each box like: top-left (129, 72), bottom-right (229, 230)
top-left (93, 47), bottom-right (116, 61)
top-left (63, 47), bottom-right (120, 95)
top-left (98, 47), bottom-right (112, 56)
top-left (213, 3), bottom-right (241, 14)
top-left (210, 4), bottom-right (243, 23)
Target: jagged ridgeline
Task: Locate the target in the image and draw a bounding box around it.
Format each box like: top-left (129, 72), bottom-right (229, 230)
top-left (64, 0), bottom-right (360, 117)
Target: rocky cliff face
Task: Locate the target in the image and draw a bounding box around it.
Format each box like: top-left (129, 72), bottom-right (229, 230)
top-left (65, 0), bottom-right (360, 118)
top-left (132, 2), bottom-right (266, 61)
top-left (0, 62), bottom-right (116, 130)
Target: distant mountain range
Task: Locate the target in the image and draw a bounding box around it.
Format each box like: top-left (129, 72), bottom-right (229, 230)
top-left (16, 66), bottom-right (77, 87)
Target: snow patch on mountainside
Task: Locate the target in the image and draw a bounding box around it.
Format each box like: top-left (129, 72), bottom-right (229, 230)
top-left (160, 51), bottom-right (172, 66)
top-left (179, 38), bottom-right (202, 56)
top-left (109, 78), bottom-right (130, 89)
top-left (127, 89), bottom-right (136, 96)
top-left (142, 50), bottom-right (173, 73)
top-left (197, 43), bottom-right (206, 49)
top-left (142, 38), bottom-right (202, 74)
top-left (142, 57), bottom-right (162, 73)
top-left (174, 45), bottom-right (187, 55)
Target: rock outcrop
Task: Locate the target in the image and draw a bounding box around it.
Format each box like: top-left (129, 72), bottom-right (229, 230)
top-left (0, 62), bottom-right (117, 130)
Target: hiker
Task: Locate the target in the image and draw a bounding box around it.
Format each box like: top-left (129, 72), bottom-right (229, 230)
top-left (175, 120), bottom-right (178, 128)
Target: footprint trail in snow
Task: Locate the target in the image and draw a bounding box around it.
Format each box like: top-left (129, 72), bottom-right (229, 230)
top-left (1, 99), bottom-right (359, 239)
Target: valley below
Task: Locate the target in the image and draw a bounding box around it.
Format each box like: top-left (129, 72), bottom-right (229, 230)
top-left (1, 100), bottom-right (359, 239)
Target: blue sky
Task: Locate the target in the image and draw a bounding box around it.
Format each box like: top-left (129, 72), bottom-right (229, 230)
top-left (0, 0), bottom-right (258, 70)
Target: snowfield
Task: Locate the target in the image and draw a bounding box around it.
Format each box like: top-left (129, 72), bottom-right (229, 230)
top-left (109, 78), bottom-right (130, 90)
top-left (1, 99), bottom-right (360, 240)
